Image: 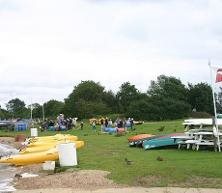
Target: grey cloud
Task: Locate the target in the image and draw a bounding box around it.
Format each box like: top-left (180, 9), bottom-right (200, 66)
top-left (0, 0), bottom-right (221, 105)
top-left (0, 81), bottom-right (76, 90)
top-left (0, 0), bottom-right (19, 11)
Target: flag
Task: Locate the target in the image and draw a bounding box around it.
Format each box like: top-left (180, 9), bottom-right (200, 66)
top-left (216, 68), bottom-right (222, 83)
top-left (209, 62), bottom-right (222, 152)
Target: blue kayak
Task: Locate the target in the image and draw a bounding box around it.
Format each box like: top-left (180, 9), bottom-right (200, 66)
top-left (104, 127), bottom-right (117, 134)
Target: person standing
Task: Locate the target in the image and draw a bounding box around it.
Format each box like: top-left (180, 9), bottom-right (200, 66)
top-left (80, 121), bottom-right (84, 130)
top-left (92, 121), bottom-right (96, 131)
top-left (108, 119), bottom-right (113, 127)
top-left (100, 119), bottom-right (104, 132)
top-left (72, 118), bottom-right (77, 128)
top-left (105, 118), bottom-right (108, 128)
top-left (130, 118), bottom-right (134, 130)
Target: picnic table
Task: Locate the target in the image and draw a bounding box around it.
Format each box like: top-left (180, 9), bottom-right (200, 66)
top-left (173, 131), bottom-right (222, 151)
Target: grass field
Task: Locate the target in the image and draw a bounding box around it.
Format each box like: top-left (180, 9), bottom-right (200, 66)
top-left (1, 119), bottom-right (222, 188)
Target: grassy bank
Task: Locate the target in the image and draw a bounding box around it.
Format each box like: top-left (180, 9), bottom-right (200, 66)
top-left (1, 120), bottom-right (222, 188)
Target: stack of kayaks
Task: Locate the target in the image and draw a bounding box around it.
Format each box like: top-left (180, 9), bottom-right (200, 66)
top-left (0, 134), bottom-right (84, 165)
top-left (128, 134), bottom-right (155, 147)
top-left (27, 134), bottom-right (78, 144)
top-left (128, 133), bottom-right (184, 150)
top-left (142, 133), bottom-right (184, 150)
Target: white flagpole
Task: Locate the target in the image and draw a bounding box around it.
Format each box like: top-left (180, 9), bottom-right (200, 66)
top-left (209, 61), bottom-right (221, 152)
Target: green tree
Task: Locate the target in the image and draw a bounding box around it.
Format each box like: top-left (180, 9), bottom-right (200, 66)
top-left (148, 75), bottom-right (188, 102)
top-left (6, 98), bottom-right (29, 118)
top-left (187, 83), bottom-right (213, 114)
top-left (127, 97), bottom-right (191, 121)
top-left (158, 98), bottom-right (191, 120)
top-left (73, 99), bottom-right (109, 118)
top-left (28, 103), bottom-right (43, 119)
top-left (0, 108), bottom-right (11, 119)
top-left (145, 75), bottom-right (191, 120)
top-left (102, 90), bottom-right (118, 113)
top-left (70, 80), bottom-right (105, 102)
top-left (44, 100), bottom-right (64, 118)
top-left (117, 82), bottom-right (141, 112)
top-left (64, 81), bottom-right (111, 118)
top-left (127, 99), bottom-right (161, 120)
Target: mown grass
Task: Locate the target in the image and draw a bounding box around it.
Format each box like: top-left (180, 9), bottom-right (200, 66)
top-left (1, 119), bottom-right (222, 188)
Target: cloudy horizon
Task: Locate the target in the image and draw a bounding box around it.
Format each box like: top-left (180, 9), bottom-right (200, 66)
top-left (1, 0), bottom-right (222, 108)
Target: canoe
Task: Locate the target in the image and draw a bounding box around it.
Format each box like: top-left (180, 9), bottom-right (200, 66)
top-left (128, 134), bottom-right (154, 142)
top-left (0, 141), bottom-right (84, 166)
top-left (128, 134), bottom-right (155, 147)
top-left (20, 141), bottom-right (84, 154)
top-left (143, 134), bottom-right (184, 150)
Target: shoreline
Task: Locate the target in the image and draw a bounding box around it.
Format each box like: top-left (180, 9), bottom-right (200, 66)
top-left (15, 187), bottom-right (222, 193)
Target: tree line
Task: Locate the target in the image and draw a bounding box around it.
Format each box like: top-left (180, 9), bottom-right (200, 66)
top-left (0, 74), bottom-right (219, 121)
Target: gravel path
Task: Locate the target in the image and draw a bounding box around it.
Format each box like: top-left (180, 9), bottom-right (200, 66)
top-left (15, 187), bottom-right (222, 193)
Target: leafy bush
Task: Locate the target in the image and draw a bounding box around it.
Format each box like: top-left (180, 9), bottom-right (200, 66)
top-left (127, 100), bottom-right (162, 121)
top-left (75, 100), bottom-right (111, 119)
top-left (127, 98), bottom-right (191, 121)
top-left (159, 98), bottom-right (191, 120)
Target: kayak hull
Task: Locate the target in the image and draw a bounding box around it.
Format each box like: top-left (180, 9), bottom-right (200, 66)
top-left (143, 135), bottom-right (183, 150)
top-left (20, 141), bottom-right (84, 154)
top-left (128, 134), bottom-right (155, 147)
top-left (128, 134), bottom-right (154, 142)
top-left (28, 135), bottom-right (78, 146)
top-left (0, 148), bottom-right (58, 165)
top-left (0, 141), bottom-right (84, 165)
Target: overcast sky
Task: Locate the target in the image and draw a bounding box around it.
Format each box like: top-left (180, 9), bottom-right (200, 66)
top-left (0, 0), bottom-right (222, 107)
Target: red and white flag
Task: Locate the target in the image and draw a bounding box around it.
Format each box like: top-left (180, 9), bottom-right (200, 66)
top-left (216, 68), bottom-right (222, 83)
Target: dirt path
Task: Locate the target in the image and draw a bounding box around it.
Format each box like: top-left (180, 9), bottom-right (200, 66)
top-left (14, 169), bottom-right (121, 190)
top-left (15, 187), bottom-right (222, 193)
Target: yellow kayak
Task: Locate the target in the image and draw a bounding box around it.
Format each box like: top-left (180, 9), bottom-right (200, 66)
top-left (0, 148), bottom-right (58, 166)
top-left (34, 134), bottom-right (76, 140)
top-left (28, 134), bottom-right (78, 142)
top-left (20, 141), bottom-right (84, 154)
top-left (0, 141), bottom-right (84, 166)
top-left (27, 135), bottom-right (78, 147)
top-left (27, 138), bottom-right (78, 147)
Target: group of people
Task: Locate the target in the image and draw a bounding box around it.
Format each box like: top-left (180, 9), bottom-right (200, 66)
top-left (91, 117), bottom-right (134, 131)
top-left (41, 114), bottom-right (135, 132)
top-left (114, 118), bottom-right (134, 130)
top-left (41, 114), bottom-right (78, 131)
